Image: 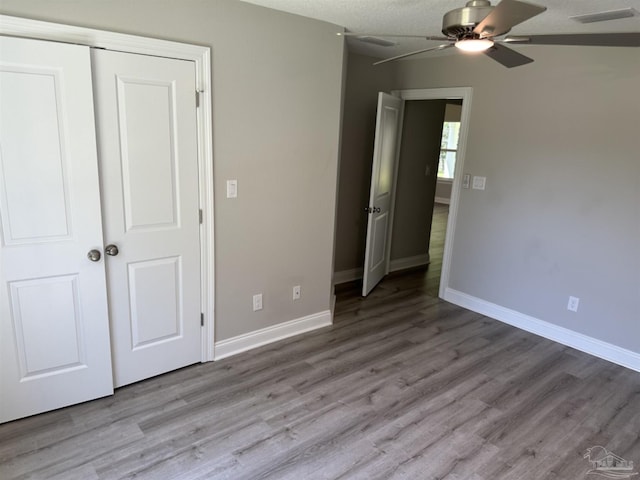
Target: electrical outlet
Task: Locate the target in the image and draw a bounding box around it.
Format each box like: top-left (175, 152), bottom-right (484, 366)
top-left (567, 296), bottom-right (580, 312)
top-left (293, 285), bottom-right (301, 300)
top-left (253, 293), bottom-right (263, 311)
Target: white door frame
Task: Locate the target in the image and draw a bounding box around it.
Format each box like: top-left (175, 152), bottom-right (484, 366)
top-left (0, 14), bottom-right (216, 361)
top-left (391, 87), bottom-right (473, 299)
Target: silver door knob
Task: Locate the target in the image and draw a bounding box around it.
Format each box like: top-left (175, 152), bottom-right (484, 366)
top-left (105, 244), bottom-right (119, 256)
top-left (87, 249), bottom-right (101, 262)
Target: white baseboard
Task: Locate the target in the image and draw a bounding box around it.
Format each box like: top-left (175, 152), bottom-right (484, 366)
top-left (389, 254), bottom-right (430, 273)
top-left (214, 310), bottom-right (332, 360)
top-left (334, 255), bottom-right (431, 283)
top-left (444, 288), bottom-right (640, 373)
top-left (333, 268), bottom-right (363, 285)
top-left (434, 196), bottom-right (451, 205)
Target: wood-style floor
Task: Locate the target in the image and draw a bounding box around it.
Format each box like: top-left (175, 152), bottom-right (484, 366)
top-left (2, 203), bottom-right (639, 480)
top-left (425, 202), bottom-right (448, 296)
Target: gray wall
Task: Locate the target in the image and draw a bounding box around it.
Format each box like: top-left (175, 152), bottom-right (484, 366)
top-left (434, 181), bottom-right (453, 202)
top-left (1, 0), bottom-right (346, 341)
top-left (334, 53), bottom-right (395, 273)
top-left (393, 47), bottom-right (640, 353)
top-left (390, 100), bottom-right (446, 263)
top-left (444, 101), bottom-right (462, 122)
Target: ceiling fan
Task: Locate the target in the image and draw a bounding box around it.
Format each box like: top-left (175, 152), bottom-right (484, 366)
top-left (341, 0), bottom-right (640, 68)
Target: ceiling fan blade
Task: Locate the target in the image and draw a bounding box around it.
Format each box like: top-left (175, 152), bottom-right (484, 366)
top-left (474, 0), bottom-right (547, 38)
top-left (484, 42), bottom-right (534, 67)
top-left (373, 44), bottom-right (454, 65)
top-left (339, 32), bottom-right (451, 41)
top-left (503, 33), bottom-right (640, 47)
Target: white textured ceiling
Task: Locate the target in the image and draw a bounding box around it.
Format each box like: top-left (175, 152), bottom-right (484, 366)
top-left (241, 0), bottom-right (640, 60)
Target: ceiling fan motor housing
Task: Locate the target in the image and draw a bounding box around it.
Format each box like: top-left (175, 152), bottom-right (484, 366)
top-left (442, 0), bottom-right (496, 38)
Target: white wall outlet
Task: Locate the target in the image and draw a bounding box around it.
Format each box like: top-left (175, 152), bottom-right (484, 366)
top-left (293, 285), bottom-right (301, 300)
top-left (462, 174), bottom-right (471, 189)
top-left (567, 296), bottom-right (580, 312)
top-left (253, 293), bottom-right (263, 311)
top-left (226, 179), bottom-right (238, 198)
top-left (472, 176), bottom-right (486, 190)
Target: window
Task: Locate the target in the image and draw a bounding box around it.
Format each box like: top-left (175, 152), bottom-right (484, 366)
top-left (438, 121), bottom-right (460, 180)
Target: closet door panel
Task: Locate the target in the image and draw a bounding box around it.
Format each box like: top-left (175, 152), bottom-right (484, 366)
top-left (92, 49), bottom-right (201, 388)
top-left (0, 36), bottom-right (113, 423)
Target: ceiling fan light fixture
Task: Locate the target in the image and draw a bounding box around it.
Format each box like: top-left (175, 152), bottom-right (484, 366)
top-left (455, 38), bottom-right (494, 52)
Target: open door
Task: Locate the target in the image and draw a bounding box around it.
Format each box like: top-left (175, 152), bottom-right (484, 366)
top-left (362, 93), bottom-right (404, 296)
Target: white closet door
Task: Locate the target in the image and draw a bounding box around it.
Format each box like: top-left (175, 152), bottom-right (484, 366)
top-left (0, 37), bottom-right (113, 423)
top-left (92, 50), bottom-right (201, 388)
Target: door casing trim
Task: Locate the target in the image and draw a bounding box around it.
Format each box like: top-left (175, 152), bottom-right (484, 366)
top-left (0, 14), bottom-right (216, 361)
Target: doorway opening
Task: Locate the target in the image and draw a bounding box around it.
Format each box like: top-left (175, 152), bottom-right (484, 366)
top-left (423, 99), bottom-right (463, 296)
top-left (390, 98), bottom-right (463, 297)
top-left (372, 87), bottom-right (472, 298)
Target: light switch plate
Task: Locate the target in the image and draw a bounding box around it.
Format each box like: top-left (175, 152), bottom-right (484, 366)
top-left (472, 176), bottom-right (486, 190)
top-left (226, 179), bottom-right (237, 198)
top-left (462, 174), bottom-right (471, 189)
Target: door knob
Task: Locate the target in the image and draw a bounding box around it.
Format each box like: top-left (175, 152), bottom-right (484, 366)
top-left (87, 249), bottom-right (101, 262)
top-left (105, 244), bottom-right (119, 256)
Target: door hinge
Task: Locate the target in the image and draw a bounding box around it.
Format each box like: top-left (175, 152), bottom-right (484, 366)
top-left (196, 90), bottom-right (203, 108)
top-left (199, 209), bottom-right (203, 224)
top-left (200, 313), bottom-right (204, 327)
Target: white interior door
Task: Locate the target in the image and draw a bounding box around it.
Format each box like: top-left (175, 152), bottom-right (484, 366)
top-left (0, 37), bottom-right (113, 422)
top-left (92, 49), bottom-right (202, 388)
top-left (362, 93), bottom-right (404, 296)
